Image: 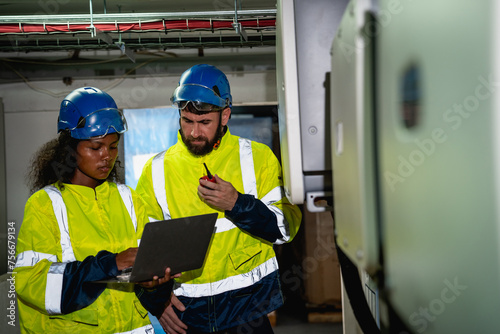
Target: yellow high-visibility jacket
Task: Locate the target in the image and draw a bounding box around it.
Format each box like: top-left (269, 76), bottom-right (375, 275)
top-left (14, 181), bottom-right (153, 334)
top-left (136, 130), bottom-right (302, 332)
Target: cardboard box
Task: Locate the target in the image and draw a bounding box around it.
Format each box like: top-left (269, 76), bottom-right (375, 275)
top-left (302, 209), bottom-right (342, 306)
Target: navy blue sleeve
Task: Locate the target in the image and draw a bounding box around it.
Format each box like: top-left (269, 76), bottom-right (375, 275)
top-left (134, 280), bottom-right (174, 318)
top-left (225, 193), bottom-right (283, 243)
top-left (60, 250), bottom-right (119, 314)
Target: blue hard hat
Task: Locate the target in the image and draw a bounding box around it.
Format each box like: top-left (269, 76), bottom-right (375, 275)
top-left (171, 64), bottom-right (232, 110)
top-left (58, 87), bottom-right (127, 139)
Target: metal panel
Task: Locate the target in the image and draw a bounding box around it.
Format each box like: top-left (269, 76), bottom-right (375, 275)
top-left (377, 0), bottom-right (500, 332)
top-left (276, 0), bottom-right (349, 205)
top-left (295, 0), bottom-right (348, 174)
top-left (330, 0), bottom-right (379, 273)
top-left (276, 0), bottom-right (304, 204)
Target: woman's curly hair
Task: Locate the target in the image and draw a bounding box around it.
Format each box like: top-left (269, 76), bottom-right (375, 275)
top-left (26, 131), bottom-right (121, 193)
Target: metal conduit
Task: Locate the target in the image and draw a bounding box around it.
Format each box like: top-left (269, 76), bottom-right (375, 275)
top-left (0, 9), bottom-right (276, 24)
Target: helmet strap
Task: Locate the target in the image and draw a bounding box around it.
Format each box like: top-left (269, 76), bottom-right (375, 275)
top-left (213, 111), bottom-right (227, 151)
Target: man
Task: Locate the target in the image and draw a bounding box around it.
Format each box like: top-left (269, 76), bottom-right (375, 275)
top-left (136, 64), bottom-right (302, 333)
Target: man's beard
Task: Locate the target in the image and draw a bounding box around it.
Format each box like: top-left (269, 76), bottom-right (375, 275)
top-left (180, 125), bottom-right (223, 156)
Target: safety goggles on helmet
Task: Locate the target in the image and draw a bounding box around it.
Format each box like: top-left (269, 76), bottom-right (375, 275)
top-left (171, 83), bottom-right (230, 110)
top-left (175, 100), bottom-right (222, 112)
top-left (69, 108), bottom-right (128, 140)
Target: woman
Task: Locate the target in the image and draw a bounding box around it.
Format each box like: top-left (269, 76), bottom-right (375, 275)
top-left (14, 87), bottom-right (174, 333)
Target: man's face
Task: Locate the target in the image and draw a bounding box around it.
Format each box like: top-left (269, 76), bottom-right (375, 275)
top-left (179, 107), bottom-right (230, 156)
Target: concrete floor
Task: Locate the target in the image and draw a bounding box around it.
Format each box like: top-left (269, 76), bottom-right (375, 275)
top-left (273, 311), bottom-right (343, 334)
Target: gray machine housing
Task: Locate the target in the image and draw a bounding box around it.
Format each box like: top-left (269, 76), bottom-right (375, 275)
top-left (278, 0), bottom-right (500, 332)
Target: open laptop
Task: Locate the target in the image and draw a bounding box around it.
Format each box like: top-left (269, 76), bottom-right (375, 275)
top-left (100, 212), bottom-right (218, 283)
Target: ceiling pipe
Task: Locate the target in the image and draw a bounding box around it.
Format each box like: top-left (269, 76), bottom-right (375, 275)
top-left (0, 9), bottom-right (276, 24)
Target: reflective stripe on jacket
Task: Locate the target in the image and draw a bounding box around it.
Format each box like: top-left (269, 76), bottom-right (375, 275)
top-left (136, 130), bottom-right (302, 332)
top-left (14, 182), bottom-right (153, 334)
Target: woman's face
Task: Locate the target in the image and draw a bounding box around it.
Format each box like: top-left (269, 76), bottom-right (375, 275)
top-left (71, 133), bottom-right (119, 188)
